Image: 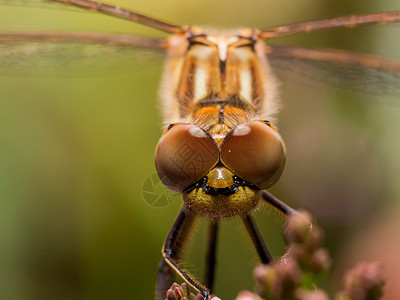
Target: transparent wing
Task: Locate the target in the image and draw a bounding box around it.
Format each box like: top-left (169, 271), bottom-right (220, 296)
top-left (0, 32), bottom-right (166, 77)
top-left (0, 0), bottom-right (183, 33)
top-left (266, 44), bottom-right (400, 95)
top-left (0, 0), bottom-right (88, 17)
top-left (259, 12), bottom-right (400, 39)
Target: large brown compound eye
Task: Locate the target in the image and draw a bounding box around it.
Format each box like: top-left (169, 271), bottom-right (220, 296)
top-left (155, 124), bottom-right (219, 192)
top-left (220, 121), bottom-right (286, 189)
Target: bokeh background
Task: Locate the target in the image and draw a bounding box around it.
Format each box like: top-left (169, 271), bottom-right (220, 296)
top-left (1, 0), bottom-right (400, 299)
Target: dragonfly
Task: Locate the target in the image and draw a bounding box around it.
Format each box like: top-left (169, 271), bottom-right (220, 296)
top-left (1, 1), bottom-right (400, 299)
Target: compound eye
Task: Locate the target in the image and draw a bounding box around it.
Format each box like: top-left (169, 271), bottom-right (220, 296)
top-left (220, 121), bottom-right (286, 189)
top-left (155, 124), bottom-right (219, 192)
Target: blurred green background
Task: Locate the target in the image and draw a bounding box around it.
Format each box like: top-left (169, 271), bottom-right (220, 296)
top-left (1, 0), bottom-right (400, 299)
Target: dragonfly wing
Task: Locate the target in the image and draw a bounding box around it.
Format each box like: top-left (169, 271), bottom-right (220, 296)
top-left (266, 44), bottom-right (400, 95)
top-left (0, 0), bottom-right (184, 34)
top-left (0, 32), bottom-right (166, 77)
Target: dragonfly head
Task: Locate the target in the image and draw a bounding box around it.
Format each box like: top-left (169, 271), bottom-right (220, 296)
top-left (155, 120), bottom-right (286, 217)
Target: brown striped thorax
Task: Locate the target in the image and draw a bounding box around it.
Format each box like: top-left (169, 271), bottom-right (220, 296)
top-left (155, 27), bottom-right (286, 218)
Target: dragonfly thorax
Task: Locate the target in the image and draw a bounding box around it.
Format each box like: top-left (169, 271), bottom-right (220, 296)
top-left (160, 28), bottom-right (280, 126)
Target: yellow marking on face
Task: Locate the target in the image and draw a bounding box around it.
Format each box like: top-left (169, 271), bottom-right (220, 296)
top-left (206, 167), bottom-right (235, 188)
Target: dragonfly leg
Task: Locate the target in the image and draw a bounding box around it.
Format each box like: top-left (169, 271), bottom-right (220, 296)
top-left (261, 190), bottom-right (298, 217)
top-left (156, 208), bottom-right (210, 300)
top-left (243, 192), bottom-right (299, 265)
top-left (156, 258), bottom-right (175, 299)
top-left (261, 190), bottom-right (301, 249)
top-left (204, 220), bottom-right (219, 293)
top-left (242, 214), bottom-right (273, 264)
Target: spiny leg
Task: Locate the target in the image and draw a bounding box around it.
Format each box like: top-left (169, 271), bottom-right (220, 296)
top-left (156, 208), bottom-right (209, 300)
top-left (241, 191), bottom-right (299, 267)
top-left (156, 260), bottom-right (176, 300)
top-left (261, 190), bottom-right (298, 217)
top-left (242, 214), bottom-right (273, 264)
top-left (261, 190), bottom-right (300, 251)
top-left (204, 220), bottom-right (219, 293)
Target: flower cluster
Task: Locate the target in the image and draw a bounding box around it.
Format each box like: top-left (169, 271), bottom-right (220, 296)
top-left (166, 211), bottom-right (385, 300)
top-left (236, 211), bottom-right (384, 300)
